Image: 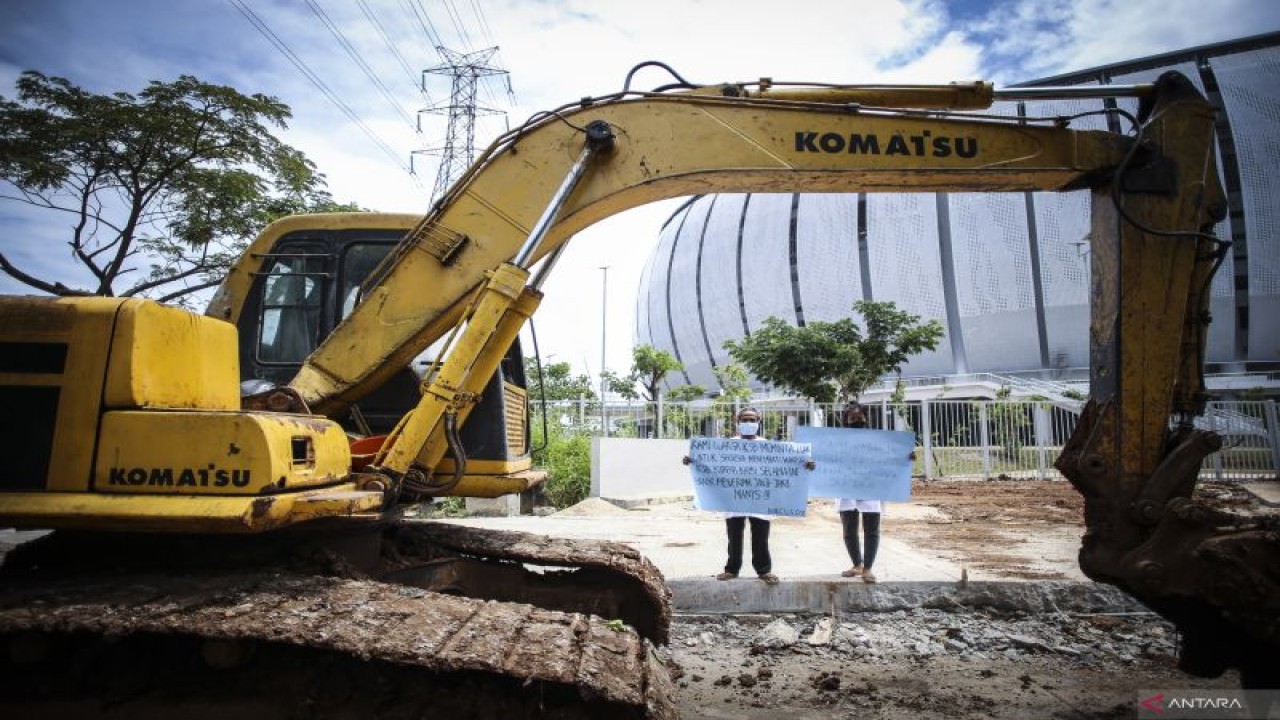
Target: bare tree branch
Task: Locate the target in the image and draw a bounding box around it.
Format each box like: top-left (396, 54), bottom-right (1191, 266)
top-left (122, 263), bottom-right (209, 296)
top-left (1, 189), bottom-right (69, 211)
top-left (0, 252), bottom-right (92, 295)
top-left (154, 277), bottom-right (222, 303)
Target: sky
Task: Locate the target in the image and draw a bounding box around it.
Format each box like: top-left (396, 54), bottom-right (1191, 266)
top-left (2, 0), bottom-right (1279, 382)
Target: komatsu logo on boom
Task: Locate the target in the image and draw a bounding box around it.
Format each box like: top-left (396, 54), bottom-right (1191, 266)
top-left (108, 466), bottom-right (252, 488)
top-left (794, 130), bottom-right (978, 158)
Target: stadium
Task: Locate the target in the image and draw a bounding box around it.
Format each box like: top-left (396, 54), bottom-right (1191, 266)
top-left (634, 32), bottom-right (1279, 403)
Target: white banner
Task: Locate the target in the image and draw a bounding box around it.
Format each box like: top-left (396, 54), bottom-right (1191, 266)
top-left (795, 426), bottom-right (914, 501)
top-left (688, 437), bottom-right (812, 517)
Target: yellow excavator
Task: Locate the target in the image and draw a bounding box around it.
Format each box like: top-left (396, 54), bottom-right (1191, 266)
top-left (0, 62), bottom-right (1275, 716)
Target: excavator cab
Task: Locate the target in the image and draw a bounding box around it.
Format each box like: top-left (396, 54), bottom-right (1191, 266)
top-left (228, 214), bottom-right (535, 492)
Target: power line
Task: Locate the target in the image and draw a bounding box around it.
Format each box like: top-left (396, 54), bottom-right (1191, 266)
top-left (304, 0), bottom-right (416, 129)
top-left (356, 0), bottom-right (434, 105)
top-left (403, 0), bottom-right (445, 50)
top-left (467, 0), bottom-right (496, 48)
top-left (227, 0), bottom-right (416, 179)
top-left (441, 0), bottom-right (473, 48)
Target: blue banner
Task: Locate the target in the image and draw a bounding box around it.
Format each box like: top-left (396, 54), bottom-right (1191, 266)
top-left (688, 437), bottom-right (812, 517)
top-left (794, 426), bottom-right (914, 501)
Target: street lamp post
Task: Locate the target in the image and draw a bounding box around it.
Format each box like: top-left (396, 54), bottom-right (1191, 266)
top-left (600, 266), bottom-right (609, 438)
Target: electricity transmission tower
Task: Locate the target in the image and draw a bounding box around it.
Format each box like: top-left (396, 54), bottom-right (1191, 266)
top-left (416, 47), bottom-right (509, 204)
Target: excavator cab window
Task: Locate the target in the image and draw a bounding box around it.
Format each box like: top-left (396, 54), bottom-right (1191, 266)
top-left (339, 243), bottom-right (395, 319)
top-left (257, 249), bottom-right (327, 364)
top-left (241, 235), bottom-right (396, 384)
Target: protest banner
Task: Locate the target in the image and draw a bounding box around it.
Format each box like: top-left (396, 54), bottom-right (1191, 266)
top-left (794, 426), bottom-right (914, 501)
top-left (687, 437), bottom-right (812, 517)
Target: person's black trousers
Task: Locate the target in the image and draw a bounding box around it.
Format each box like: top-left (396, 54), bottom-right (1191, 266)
top-left (840, 509), bottom-right (881, 569)
top-left (724, 516), bottom-right (771, 575)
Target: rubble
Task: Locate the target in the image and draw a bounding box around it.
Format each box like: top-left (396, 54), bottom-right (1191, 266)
top-left (751, 617), bottom-right (799, 649)
top-left (677, 605), bottom-right (1181, 665)
top-left (666, 607), bottom-right (1240, 718)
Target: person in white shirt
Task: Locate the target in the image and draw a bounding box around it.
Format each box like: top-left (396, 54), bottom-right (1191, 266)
top-left (720, 407), bottom-right (778, 583)
top-left (840, 402), bottom-right (882, 583)
top-left (839, 498), bottom-right (883, 583)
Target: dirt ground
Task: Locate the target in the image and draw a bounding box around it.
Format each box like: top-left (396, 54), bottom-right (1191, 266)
top-left (664, 478), bottom-right (1247, 719)
top-left (892, 478), bottom-right (1087, 580)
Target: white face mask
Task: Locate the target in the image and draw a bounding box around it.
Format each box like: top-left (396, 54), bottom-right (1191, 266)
top-left (738, 421), bottom-right (760, 436)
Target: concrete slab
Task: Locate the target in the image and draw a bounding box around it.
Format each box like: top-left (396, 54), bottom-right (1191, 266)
top-left (436, 496), bottom-right (1089, 588)
top-left (1240, 478), bottom-right (1280, 507)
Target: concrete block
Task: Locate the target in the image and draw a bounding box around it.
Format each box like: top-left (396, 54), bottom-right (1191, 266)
top-left (591, 437), bottom-right (691, 499)
top-left (463, 491), bottom-right (527, 515)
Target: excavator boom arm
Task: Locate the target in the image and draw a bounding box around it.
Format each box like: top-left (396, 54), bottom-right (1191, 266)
top-left (243, 86), bottom-right (1147, 416)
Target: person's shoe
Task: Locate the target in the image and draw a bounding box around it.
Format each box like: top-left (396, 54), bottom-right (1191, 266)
top-left (759, 573), bottom-right (780, 585)
top-left (862, 570), bottom-right (877, 584)
top-left (841, 565), bottom-right (864, 578)
top-left (715, 572), bottom-right (738, 580)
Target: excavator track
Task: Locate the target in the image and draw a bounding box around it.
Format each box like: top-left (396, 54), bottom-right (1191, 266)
top-left (384, 521), bottom-right (672, 645)
top-left (0, 523), bottom-right (676, 718)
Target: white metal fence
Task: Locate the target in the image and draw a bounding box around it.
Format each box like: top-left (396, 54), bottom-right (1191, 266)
top-left (531, 398), bottom-right (1280, 481)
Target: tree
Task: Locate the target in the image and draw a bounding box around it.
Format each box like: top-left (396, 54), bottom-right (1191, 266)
top-left (629, 345), bottom-right (684, 402)
top-left (712, 363), bottom-right (753, 403)
top-left (666, 384), bottom-right (706, 401)
top-left (0, 71), bottom-right (356, 302)
top-left (705, 362), bottom-right (754, 438)
top-left (603, 345), bottom-right (695, 402)
top-left (601, 369), bottom-right (639, 401)
top-left (601, 345), bottom-right (702, 435)
top-left (724, 300), bottom-right (944, 404)
top-left (523, 358), bottom-right (595, 401)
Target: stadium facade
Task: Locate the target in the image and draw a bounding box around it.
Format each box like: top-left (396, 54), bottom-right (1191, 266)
top-left (633, 33), bottom-right (1280, 398)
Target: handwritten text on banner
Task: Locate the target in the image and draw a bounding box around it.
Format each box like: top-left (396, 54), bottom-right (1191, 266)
top-left (795, 426), bottom-right (914, 501)
top-left (688, 437), bottom-right (812, 517)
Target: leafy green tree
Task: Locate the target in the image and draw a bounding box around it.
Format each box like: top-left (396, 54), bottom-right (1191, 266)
top-left (725, 300), bottom-right (944, 404)
top-left (712, 363), bottom-right (753, 403)
top-left (601, 369), bottom-right (639, 401)
top-left (724, 316), bottom-right (855, 403)
top-left (629, 345), bottom-right (684, 402)
top-left (600, 345), bottom-right (689, 435)
top-left (523, 358), bottom-right (595, 401)
top-left (666, 384), bottom-right (706, 401)
top-left (659, 383), bottom-right (706, 438)
top-left (847, 301), bottom-right (945, 399)
top-left (601, 344), bottom-right (687, 400)
top-left (0, 71), bottom-right (356, 301)
top-left (704, 363), bottom-right (754, 437)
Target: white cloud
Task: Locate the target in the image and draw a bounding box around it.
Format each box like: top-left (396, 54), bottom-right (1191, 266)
top-left (968, 0), bottom-right (1280, 82)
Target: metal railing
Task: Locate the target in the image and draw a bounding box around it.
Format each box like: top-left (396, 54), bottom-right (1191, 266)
top-left (532, 397), bottom-right (1279, 481)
